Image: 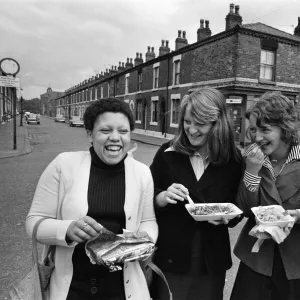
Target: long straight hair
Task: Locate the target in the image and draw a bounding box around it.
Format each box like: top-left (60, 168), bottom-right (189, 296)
top-left (172, 87), bottom-right (240, 165)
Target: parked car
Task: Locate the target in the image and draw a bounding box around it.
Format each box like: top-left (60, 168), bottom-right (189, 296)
top-left (27, 113), bottom-right (40, 125)
top-left (69, 116), bottom-right (84, 127)
top-left (54, 114), bottom-right (66, 123)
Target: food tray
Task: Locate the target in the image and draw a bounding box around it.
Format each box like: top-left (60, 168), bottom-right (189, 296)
top-left (185, 203), bottom-right (243, 222)
top-left (251, 205), bottom-right (295, 228)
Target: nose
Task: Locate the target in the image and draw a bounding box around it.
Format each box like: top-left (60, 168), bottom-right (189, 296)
top-left (189, 123), bottom-right (198, 135)
top-left (109, 130), bottom-right (120, 141)
top-left (254, 131), bottom-right (263, 143)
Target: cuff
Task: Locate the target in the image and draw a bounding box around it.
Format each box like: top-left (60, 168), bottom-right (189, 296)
top-left (243, 170), bottom-right (261, 192)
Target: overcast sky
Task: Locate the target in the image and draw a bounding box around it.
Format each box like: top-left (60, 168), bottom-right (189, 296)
top-left (0, 0), bottom-right (299, 100)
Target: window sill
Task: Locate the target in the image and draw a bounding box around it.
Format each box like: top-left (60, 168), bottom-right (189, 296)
top-left (170, 123), bottom-right (179, 128)
top-left (150, 122), bottom-right (158, 126)
top-left (135, 120), bottom-right (141, 124)
top-left (171, 85), bottom-right (180, 89)
top-left (152, 88), bottom-right (159, 92)
top-left (259, 79), bottom-right (276, 85)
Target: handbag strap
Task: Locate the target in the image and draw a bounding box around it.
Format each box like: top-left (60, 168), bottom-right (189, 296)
top-left (148, 261), bottom-right (173, 300)
top-left (31, 217), bottom-right (49, 265)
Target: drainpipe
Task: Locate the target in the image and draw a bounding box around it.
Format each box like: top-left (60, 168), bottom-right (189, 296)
top-left (164, 56), bottom-right (170, 138)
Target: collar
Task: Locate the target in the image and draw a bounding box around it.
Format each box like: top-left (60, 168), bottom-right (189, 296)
top-left (243, 143), bottom-right (300, 180)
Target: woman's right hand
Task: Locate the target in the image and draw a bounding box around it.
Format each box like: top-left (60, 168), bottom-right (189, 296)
top-left (156, 183), bottom-right (189, 207)
top-left (66, 216), bottom-right (102, 243)
top-left (245, 144), bottom-right (264, 176)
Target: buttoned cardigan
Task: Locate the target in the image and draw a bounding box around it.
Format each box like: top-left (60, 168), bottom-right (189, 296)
top-left (26, 151), bottom-right (158, 300)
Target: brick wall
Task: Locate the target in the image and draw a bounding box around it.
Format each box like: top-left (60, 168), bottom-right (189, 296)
top-left (191, 34), bottom-right (238, 81)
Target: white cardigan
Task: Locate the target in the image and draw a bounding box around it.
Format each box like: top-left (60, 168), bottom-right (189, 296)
top-left (26, 151), bottom-right (158, 300)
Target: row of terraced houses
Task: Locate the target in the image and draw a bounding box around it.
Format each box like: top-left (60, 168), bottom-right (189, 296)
top-left (53, 4), bottom-right (300, 146)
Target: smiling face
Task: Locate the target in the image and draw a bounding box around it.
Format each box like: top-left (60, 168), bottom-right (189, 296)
top-left (249, 114), bottom-right (286, 157)
top-left (87, 112), bottom-right (131, 165)
top-left (183, 103), bottom-right (213, 151)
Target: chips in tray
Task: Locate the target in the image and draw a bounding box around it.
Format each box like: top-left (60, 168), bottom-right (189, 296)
top-left (251, 205), bottom-right (295, 228)
top-left (85, 227), bottom-right (155, 272)
top-left (185, 203), bottom-right (243, 221)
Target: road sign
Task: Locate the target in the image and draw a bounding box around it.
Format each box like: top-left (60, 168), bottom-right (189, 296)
top-left (0, 76), bottom-right (20, 88)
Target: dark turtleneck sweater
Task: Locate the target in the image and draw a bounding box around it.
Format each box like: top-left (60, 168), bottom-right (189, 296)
top-left (71, 147), bottom-right (127, 288)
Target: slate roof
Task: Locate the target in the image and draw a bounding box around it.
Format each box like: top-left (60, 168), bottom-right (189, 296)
top-left (242, 22), bottom-right (300, 42)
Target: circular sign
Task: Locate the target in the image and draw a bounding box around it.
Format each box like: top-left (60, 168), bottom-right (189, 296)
top-left (0, 58), bottom-right (20, 76)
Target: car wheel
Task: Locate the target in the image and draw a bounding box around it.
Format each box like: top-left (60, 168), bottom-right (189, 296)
top-left (37, 122), bottom-right (40, 125)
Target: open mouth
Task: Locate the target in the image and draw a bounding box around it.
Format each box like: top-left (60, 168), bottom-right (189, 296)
top-left (105, 145), bottom-right (122, 153)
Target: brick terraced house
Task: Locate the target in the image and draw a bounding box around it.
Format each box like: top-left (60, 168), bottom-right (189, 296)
top-left (55, 4), bottom-right (300, 146)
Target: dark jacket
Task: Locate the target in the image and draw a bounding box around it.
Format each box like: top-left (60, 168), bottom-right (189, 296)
top-left (150, 141), bottom-right (243, 274)
top-left (234, 158), bottom-right (300, 280)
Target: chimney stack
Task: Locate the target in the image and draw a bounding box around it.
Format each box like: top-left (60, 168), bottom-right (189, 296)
top-left (175, 29), bottom-right (188, 50)
top-left (225, 3), bottom-right (243, 30)
top-left (197, 19), bottom-right (212, 41)
top-left (118, 61), bottom-right (125, 71)
top-left (146, 46), bottom-right (156, 61)
top-left (134, 52), bottom-right (143, 66)
top-left (125, 58), bottom-right (131, 69)
top-left (159, 39), bottom-right (171, 56)
top-left (294, 17), bottom-right (300, 37)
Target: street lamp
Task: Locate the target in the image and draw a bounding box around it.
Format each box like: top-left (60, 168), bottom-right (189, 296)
top-left (19, 96), bottom-right (24, 126)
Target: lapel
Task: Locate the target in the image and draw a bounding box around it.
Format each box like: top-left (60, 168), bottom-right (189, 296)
top-left (124, 157), bottom-right (140, 232)
top-left (259, 166), bottom-right (282, 204)
top-left (163, 151), bottom-right (216, 202)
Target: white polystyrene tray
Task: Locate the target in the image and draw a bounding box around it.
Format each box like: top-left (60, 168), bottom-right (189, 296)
top-left (251, 205), bottom-right (295, 227)
top-left (185, 203), bottom-right (243, 222)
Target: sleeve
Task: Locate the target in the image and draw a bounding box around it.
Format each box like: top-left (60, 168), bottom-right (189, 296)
top-left (25, 153), bottom-right (75, 247)
top-left (236, 170), bottom-right (261, 217)
top-left (243, 170), bottom-right (262, 192)
top-left (138, 167), bottom-right (158, 243)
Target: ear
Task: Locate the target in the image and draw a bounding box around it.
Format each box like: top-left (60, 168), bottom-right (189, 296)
top-left (86, 130), bottom-right (93, 144)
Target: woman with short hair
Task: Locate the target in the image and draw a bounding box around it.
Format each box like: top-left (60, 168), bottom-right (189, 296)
top-left (230, 91), bottom-right (300, 300)
top-left (26, 97), bottom-right (158, 300)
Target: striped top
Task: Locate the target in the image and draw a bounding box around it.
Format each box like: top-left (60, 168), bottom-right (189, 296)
top-left (243, 143), bottom-right (300, 192)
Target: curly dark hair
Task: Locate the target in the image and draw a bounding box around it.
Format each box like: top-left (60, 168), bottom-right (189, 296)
top-left (83, 97), bottom-right (134, 131)
top-left (245, 91), bottom-right (299, 145)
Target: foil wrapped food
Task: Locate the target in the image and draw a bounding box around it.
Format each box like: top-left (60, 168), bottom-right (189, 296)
top-left (85, 226), bottom-right (155, 272)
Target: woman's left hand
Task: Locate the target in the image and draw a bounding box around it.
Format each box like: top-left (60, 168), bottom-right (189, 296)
top-left (286, 209), bottom-right (300, 223)
top-left (208, 217), bottom-right (229, 226)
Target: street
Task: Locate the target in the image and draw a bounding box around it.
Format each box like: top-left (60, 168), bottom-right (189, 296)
top-left (0, 116), bottom-right (244, 300)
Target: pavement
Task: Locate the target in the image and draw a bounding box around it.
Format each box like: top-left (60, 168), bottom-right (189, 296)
top-left (0, 116), bottom-right (170, 159)
top-left (0, 117), bottom-right (32, 159)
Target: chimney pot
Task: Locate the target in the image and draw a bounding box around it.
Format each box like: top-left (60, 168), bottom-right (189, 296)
top-left (122, 62), bottom-right (125, 67)
top-left (130, 58), bottom-right (133, 63)
top-left (235, 5), bottom-right (240, 15)
top-left (127, 58), bottom-right (129, 62)
top-left (136, 52), bottom-right (139, 57)
top-left (166, 40), bottom-right (169, 47)
top-left (183, 30), bottom-right (186, 39)
top-left (178, 30), bottom-right (182, 37)
top-left (147, 46), bottom-right (150, 52)
top-left (230, 3), bottom-right (234, 13)
top-left (139, 53), bottom-right (142, 59)
top-left (200, 19), bottom-right (204, 28)
top-left (162, 39), bottom-right (165, 46)
top-left (205, 20), bottom-right (209, 28)
top-left (119, 62), bottom-right (121, 66)
top-left (151, 47), bottom-right (154, 53)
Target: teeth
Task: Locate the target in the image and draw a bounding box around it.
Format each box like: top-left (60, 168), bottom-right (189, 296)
top-left (106, 146), bottom-right (121, 151)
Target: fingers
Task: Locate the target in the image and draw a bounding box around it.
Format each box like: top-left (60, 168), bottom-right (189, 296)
top-left (165, 183), bottom-right (189, 204)
top-left (66, 216), bottom-right (102, 244)
top-left (208, 217), bottom-right (229, 226)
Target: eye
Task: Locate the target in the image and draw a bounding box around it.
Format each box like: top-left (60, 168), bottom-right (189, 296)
top-left (119, 129), bottom-right (129, 134)
top-left (184, 119), bottom-right (191, 125)
top-left (100, 128), bottom-right (110, 133)
top-left (249, 127), bottom-right (256, 134)
top-left (262, 128), bottom-right (270, 133)
top-left (196, 122), bottom-right (206, 127)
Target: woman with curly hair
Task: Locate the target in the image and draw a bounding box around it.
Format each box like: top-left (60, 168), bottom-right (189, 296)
top-left (26, 98), bottom-right (158, 300)
top-left (230, 91), bottom-right (300, 300)
top-left (150, 87), bottom-right (243, 300)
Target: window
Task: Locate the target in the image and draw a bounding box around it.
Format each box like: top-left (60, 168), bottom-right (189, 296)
top-left (138, 71), bottom-right (142, 91)
top-left (90, 88), bottom-right (93, 100)
top-left (101, 85), bottom-right (103, 98)
top-left (174, 61), bottom-right (180, 85)
top-left (150, 96), bottom-right (159, 125)
top-left (170, 94), bottom-right (181, 127)
top-left (94, 87), bottom-right (97, 100)
top-left (260, 50), bottom-right (275, 81)
top-left (153, 66), bottom-right (159, 89)
top-left (135, 100), bottom-right (142, 123)
top-left (115, 79), bottom-right (119, 95)
top-left (125, 74), bottom-right (130, 94)
top-left (108, 81), bottom-right (110, 96)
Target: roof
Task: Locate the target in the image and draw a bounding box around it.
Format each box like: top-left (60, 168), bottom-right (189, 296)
top-left (242, 22), bottom-right (300, 42)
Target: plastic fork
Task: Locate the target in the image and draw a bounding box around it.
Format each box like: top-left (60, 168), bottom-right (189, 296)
top-left (186, 194), bottom-right (195, 205)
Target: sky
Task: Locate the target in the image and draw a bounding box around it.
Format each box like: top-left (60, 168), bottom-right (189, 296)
top-left (0, 0), bottom-right (300, 100)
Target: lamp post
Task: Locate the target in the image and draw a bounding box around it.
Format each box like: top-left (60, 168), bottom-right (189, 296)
top-left (19, 96), bottom-right (23, 126)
